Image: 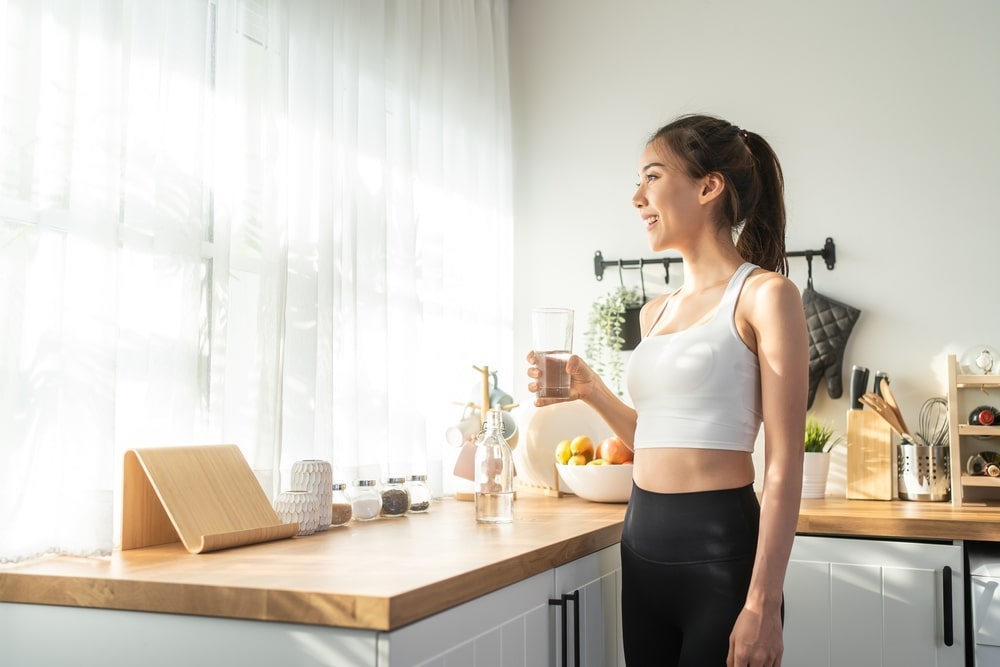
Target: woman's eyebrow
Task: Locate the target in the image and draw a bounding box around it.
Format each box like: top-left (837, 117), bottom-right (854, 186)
top-left (640, 162), bottom-right (666, 172)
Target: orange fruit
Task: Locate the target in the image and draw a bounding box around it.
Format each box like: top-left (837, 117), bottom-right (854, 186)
top-left (567, 453), bottom-right (588, 466)
top-left (554, 439), bottom-right (572, 465)
top-left (597, 436), bottom-right (633, 465)
top-left (569, 435), bottom-right (594, 461)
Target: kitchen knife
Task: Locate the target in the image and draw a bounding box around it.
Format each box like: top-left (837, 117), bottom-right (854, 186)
top-left (849, 365), bottom-right (869, 410)
top-left (873, 371), bottom-right (889, 397)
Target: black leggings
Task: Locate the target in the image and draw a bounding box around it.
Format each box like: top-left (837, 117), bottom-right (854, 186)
top-left (620, 483), bottom-right (764, 666)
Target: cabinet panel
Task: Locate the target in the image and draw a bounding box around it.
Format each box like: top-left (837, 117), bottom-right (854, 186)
top-left (786, 536), bottom-right (964, 667)
top-left (381, 570), bottom-right (553, 667)
top-left (553, 544), bottom-right (623, 667)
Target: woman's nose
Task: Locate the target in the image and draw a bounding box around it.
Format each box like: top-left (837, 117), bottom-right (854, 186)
top-left (631, 187), bottom-right (645, 208)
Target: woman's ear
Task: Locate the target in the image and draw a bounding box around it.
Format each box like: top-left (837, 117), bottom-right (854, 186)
top-left (699, 172), bottom-right (725, 204)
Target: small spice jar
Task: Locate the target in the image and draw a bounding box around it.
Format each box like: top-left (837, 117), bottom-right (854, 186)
top-left (380, 477), bottom-right (411, 517)
top-left (329, 483), bottom-right (353, 527)
top-left (350, 479), bottom-right (382, 521)
top-left (405, 474), bottom-right (431, 513)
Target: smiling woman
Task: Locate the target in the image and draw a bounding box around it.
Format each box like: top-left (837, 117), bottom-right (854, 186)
top-left (0, 0), bottom-right (513, 563)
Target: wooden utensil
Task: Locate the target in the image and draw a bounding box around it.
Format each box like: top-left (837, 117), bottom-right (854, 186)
top-left (878, 378), bottom-right (912, 435)
top-left (860, 392), bottom-right (917, 443)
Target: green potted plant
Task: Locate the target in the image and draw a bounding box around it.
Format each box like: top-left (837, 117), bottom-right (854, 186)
top-left (802, 413), bottom-right (844, 498)
top-left (584, 285), bottom-right (644, 395)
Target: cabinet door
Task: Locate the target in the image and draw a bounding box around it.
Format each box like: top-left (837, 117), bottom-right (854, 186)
top-left (784, 535), bottom-right (964, 667)
top-left (553, 544), bottom-right (624, 667)
top-left (379, 569), bottom-right (554, 667)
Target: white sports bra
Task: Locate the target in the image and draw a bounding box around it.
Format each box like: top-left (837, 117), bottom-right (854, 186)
top-left (625, 263), bottom-right (762, 452)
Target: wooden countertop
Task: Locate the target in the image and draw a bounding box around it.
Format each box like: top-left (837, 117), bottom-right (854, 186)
top-left (0, 493), bottom-right (625, 632)
top-left (4, 491), bottom-right (1000, 631)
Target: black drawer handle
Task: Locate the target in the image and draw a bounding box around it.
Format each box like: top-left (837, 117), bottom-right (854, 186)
top-left (549, 596), bottom-right (568, 667)
top-left (943, 565), bottom-right (954, 647)
top-left (550, 590), bottom-right (581, 667)
top-left (563, 590), bottom-right (580, 667)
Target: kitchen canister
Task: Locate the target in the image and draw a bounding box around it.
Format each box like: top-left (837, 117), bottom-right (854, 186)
top-left (350, 479), bottom-right (382, 521)
top-left (273, 490), bottom-right (320, 536)
top-left (380, 477), bottom-right (410, 517)
top-left (329, 483), bottom-right (353, 527)
top-left (405, 474), bottom-right (431, 513)
top-left (897, 443), bottom-right (950, 502)
top-left (291, 459), bottom-right (333, 531)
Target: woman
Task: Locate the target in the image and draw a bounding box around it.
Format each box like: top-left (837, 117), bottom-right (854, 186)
top-left (527, 114), bottom-right (807, 667)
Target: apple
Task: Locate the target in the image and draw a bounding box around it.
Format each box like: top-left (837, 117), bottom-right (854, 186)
top-left (597, 436), bottom-right (633, 465)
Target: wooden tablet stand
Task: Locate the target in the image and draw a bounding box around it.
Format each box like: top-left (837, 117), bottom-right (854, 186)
top-left (121, 444), bottom-right (298, 554)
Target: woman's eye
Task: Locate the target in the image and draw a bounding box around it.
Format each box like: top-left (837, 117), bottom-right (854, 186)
top-left (645, 173), bottom-right (658, 183)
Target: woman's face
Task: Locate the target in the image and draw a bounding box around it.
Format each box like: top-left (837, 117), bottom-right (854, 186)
top-left (631, 142), bottom-right (707, 253)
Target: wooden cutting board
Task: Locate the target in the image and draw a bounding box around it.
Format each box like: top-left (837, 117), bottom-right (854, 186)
top-left (121, 444), bottom-right (298, 553)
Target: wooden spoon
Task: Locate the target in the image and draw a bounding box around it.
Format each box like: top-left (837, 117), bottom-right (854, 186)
top-left (861, 392), bottom-right (917, 443)
top-left (878, 378), bottom-right (912, 435)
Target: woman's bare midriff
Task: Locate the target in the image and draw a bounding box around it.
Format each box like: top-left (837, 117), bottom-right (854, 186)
top-left (631, 448), bottom-right (756, 494)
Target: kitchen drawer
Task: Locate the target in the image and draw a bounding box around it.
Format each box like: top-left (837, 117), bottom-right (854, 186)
top-left (970, 542), bottom-right (1000, 649)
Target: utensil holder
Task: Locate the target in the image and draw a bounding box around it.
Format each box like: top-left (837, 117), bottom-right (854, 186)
top-left (897, 443), bottom-right (950, 502)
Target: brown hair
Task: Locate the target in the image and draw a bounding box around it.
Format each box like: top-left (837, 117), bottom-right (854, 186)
top-left (649, 114), bottom-right (788, 274)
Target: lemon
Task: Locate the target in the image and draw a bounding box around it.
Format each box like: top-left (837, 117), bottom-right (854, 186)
top-left (555, 439), bottom-right (572, 465)
top-left (569, 435), bottom-right (594, 461)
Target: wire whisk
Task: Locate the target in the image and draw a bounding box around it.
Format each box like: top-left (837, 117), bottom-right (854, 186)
top-left (918, 397), bottom-right (950, 446)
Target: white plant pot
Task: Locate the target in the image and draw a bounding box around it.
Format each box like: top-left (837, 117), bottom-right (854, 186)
top-left (802, 451), bottom-right (831, 499)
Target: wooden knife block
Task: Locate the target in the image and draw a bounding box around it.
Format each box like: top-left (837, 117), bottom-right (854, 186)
top-left (846, 410), bottom-right (895, 500)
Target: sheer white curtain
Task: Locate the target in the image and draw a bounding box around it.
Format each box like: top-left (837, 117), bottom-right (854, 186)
top-left (0, 0), bottom-right (513, 563)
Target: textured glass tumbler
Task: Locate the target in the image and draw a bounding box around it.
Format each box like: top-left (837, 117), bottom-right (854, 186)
top-left (273, 490), bottom-right (320, 536)
top-left (291, 459), bottom-right (334, 530)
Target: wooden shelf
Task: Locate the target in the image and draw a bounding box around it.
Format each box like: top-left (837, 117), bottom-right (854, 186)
top-left (959, 424), bottom-right (1000, 437)
top-left (948, 355), bottom-right (1000, 506)
top-left (955, 374), bottom-right (1000, 388)
top-left (959, 474), bottom-right (1000, 488)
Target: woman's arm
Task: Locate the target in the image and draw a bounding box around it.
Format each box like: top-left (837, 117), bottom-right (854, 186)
top-left (526, 352), bottom-right (639, 447)
top-left (729, 272), bottom-right (807, 667)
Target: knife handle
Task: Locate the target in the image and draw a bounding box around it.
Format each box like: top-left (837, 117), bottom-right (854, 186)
top-left (850, 365), bottom-right (869, 410)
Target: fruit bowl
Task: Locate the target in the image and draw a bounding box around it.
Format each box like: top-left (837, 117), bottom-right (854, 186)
top-left (556, 463), bottom-right (634, 503)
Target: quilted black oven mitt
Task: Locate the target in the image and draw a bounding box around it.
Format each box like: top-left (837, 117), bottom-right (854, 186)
top-left (802, 286), bottom-right (861, 409)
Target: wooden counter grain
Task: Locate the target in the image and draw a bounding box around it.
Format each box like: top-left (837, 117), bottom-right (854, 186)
top-left (0, 493), bottom-right (625, 631)
top-left (4, 491), bottom-right (1000, 632)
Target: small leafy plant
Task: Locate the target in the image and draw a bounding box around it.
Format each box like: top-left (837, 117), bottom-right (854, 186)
top-left (804, 413), bottom-right (844, 453)
top-left (584, 286), bottom-right (644, 395)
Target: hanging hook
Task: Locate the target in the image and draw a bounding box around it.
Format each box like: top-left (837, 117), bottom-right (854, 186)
top-left (806, 253), bottom-right (814, 290)
top-left (618, 259), bottom-right (625, 288)
top-left (638, 259), bottom-right (646, 302)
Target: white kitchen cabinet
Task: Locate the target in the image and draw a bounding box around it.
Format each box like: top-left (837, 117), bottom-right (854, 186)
top-left (383, 543), bottom-right (623, 667)
top-left (0, 545), bottom-right (623, 667)
top-left (784, 535), bottom-right (964, 667)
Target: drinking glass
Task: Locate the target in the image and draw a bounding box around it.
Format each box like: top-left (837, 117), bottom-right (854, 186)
top-left (531, 308), bottom-right (574, 398)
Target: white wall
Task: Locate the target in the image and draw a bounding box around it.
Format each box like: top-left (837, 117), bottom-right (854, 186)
top-left (508, 0), bottom-right (1000, 494)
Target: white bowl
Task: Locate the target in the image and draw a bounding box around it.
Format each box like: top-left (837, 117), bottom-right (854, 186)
top-left (556, 463), bottom-right (634, 503)
top-left (513, 401), bottom-right (613, 490)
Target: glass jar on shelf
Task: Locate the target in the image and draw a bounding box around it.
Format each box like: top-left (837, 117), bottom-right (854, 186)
top-left (350, 479), bottom-right (382, 521)
top-left (380, 477), bottom-right (410, 517)
top-left (406, 474), bottom-right (431, 513)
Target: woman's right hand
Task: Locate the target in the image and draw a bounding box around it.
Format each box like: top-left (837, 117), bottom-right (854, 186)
top-left (525, 352), bottom-right (600, 407)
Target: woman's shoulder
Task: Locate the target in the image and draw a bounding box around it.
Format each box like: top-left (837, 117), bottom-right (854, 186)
top-left (741, 268), bottom-right (805, 325)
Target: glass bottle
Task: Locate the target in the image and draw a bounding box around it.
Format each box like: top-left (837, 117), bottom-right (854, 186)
top-left (329, 483), bottom-right (353, 527)
top-left (380, 477), bottom-right (410, 517)
top-left (475, 408), bottom-right (514, 523)
top-left (350, 479), bottom-right (382, 521)
top-left (967, 451), bottom-right (1000, 477)
top-left (406, 474), bottom-right (431, 513)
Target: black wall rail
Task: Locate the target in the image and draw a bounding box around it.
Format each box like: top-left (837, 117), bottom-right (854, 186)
top-left (593, 237), bottom-right (836, 284)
